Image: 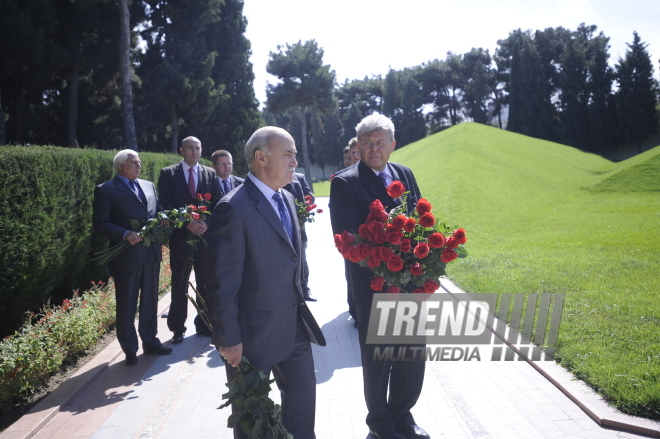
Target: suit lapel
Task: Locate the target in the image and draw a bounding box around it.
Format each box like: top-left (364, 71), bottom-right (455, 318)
top-left (245, 179), bottom-right (297, 254)
top-left (113, 176), bottom-right (144, 206)
top-left (175, 163), bottom-right (193, 201)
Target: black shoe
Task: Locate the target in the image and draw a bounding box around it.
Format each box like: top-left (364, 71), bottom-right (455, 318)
top-left (171, 332), bottom-right (185, 344)
top-left (369, 428), bottom-right (406, 439)
top-left (303, 292), bottom-right (317, 302)
top-left (160, 312), bottom-right (169, 318)
top-left (143, 343), bottom-right (173, 355)
top-left (196, 326), bottom-right (212, 336)
top-left (396, 423), bottom-right (430, 439)
top-left (125, 352), bottom-right (138, 365)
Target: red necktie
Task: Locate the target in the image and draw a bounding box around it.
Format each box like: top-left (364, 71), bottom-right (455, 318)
top-left (188, 168), bottom-right (196, 198)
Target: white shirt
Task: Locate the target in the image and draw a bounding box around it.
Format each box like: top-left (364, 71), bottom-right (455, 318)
top-left (247, 173), bottom-right (289, 227)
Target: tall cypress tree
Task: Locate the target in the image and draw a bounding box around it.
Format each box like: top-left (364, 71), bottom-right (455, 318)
top-left (615, 32), bottom-right (659, 153)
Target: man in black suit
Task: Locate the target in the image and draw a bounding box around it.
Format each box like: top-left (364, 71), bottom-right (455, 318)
top-left (211, 149), bottom-right (244, 195)
top-left (329, 114), bottom-right (430, 439)
top-left (158, 136), bottom-right (222, 343)
top-left (283, 178), bottom-right (316, 302)
top-left (206, 126), bottom-right (322, 439)
top-left (93, 150), bottom-right (173, 365)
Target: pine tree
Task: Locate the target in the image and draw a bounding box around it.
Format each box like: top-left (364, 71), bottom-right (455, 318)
top-left (615, 32), bottom-right (660, 153)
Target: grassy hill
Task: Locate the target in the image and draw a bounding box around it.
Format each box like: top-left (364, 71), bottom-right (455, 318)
top-left (394, 122), bottom-right (660, 418)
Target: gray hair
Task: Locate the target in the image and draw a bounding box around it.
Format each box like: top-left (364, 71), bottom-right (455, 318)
top-left (355, 114), bottom-right (395, 140)
top-left (244, 126), bottom-right (291, 169)
top-left (113, 149), bottom-right (138, 173)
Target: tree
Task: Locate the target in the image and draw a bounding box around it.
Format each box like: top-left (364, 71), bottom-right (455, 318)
top-left (615, 32), bottom-right (659, 153)
top-left (119, 0), bottom-right (137, 150)
top-left (335, 76), bottom-right (383, 149)
top-left (462, 48), bottom-right (493, 124)
top-left (266, 40), bottom-right (336, 184)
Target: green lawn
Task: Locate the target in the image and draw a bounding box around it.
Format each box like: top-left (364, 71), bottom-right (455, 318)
top-left (392, 123), bottom-right (660, 419)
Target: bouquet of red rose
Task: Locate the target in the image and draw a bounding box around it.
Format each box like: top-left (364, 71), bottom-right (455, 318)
top-left (334, 181), bottom-right (467, 295)
top-left (294, 194), bottom-right (323, 229)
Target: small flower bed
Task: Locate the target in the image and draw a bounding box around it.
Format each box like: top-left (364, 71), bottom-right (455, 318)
top-left (0, 249), bottom-right (173, 412)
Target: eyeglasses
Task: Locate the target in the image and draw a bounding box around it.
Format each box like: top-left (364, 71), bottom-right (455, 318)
top-left (214, 162), bottom-right (233, 167)
top-left (358, 140), bottom-right (392, 150)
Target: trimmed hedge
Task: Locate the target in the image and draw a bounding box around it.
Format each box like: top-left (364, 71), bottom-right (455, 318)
top-left (0, 145), bottom-right (184, 338)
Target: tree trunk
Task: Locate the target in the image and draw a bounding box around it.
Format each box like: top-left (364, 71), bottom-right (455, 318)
top-left (0, 87), bottom-right (5, 145)
top-left (119, 0), bottom-right (138, 151)
top-left (17, 89), bottom-right (23, 144)
top-left (299, 106), bottom-right (313, 185)
top-left (67, 58), bottom-right (80, 147)
top-left (171, 102), bottom-right (178, 153)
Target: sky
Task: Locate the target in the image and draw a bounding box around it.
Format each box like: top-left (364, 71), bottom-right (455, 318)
top-left (241, 0), bottom-right (660, 107)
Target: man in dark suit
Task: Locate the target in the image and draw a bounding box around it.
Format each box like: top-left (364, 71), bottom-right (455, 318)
top-left (211, 149), bottom-right (245, 195)
top-left (206, 126), bottom-right (320, 439)
top-left (158, 136), bottom-right (222, 343)
top-left (93, 150), bottom-right (173, 365)
top-left (329, 114), bottom-right (430, 439)
top-left (283, 178), bottom-right (316, 302)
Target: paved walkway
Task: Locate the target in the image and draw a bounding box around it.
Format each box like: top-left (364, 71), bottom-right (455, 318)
top-left (3, 198), bottom-right (660, 439)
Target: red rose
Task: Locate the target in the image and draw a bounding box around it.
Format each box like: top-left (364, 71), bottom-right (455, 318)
top-left (348, 246), bottom-right (361, 263)
top-left (342, 231), bottom-right (356, 245)
top-left (371, 276), bottom-right (385, 291)
top-left (386, 255), bottom-right (405, 272)
top-left (306, 205), bottom-right (314, 212)
top-left (330, 174), bottom-right (335, 181)
top-left (189, 205), bottom-right (198, 211)
top-left (419, 212), bottom-right (435, 228)
top-left (359, 243), bottom-right (373, 259)
top-left (367, 212), bottom-right (378, 222)
top-left (414, 242), bottom-right (430, 259)
top-left (196, 193), bottom-right (203, 200)
top-left (378, 246), bottom-right (393, 261)
top-left (305, 194), bottom-right (313, 201)
top-left (416, 198), bottom-right (432, 214)
top-left (371, 246), bottom-right (381, 259)
top-left (191, 212), bottom-right (200, 220)
top-left (368, 221), bottom-right (385, 233)
top-left (441, 248), bottom-right (458, 263)
top-left (453, 228), bottom-right (467, 245)
top-left (387, 181), bottom-right (405, 198)
top-left (358, 223), bottom-right (371, 240)
top-left (392, 214), bottom-right (407, 230)
top-left (367, 257), bottom-right (381, 268)
top-left (372, 232), bottom-right (386, 244)
top-left (410, 262), bottom-right (423, 276)
top-left (317, 209), bottom-right (323, 213)
top-left (445, 236), bottom-right (459, 249)
top-left (203, 193), bottom-right (212, 201)
top-left (386, 230), bottom-right (403, 245)
top-left (370, 199), bottom-right (385, 212)
top-left (428, 232), bottom-right (445, 248)
top-left (423, 279), bottom-right (439, 294)
top-left (379, 211), bottom-right (389, 222)
top-left (399, 239), bottom-right (412, 253)
top-left (404, 218), bottom-right (417, 233)
top-left (413, 287), bottom-right (432, 301)
top-left (334, 234), bottom-right (343, 249)
top-left (198, 205), bottom-right (207, 212)
top-left (387, 285), bottom-right (400, 295)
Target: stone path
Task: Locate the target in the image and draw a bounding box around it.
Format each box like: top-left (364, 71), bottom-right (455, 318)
top-left (3, 197), bottom-right (659, 439)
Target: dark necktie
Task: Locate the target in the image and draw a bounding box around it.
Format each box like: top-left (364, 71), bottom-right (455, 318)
top-left (272, 192), bottom-right (293, 243)
top-left (130, 180), bottom-right (146, 205)
top-left (222, 179), bottom-right (231, 195)
top-left (188, 168), bottom-right (196, 198)
top-left (378, 171), bottom-right (388, 188)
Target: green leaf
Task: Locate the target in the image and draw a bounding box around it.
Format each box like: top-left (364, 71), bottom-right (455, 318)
top-left (130, 219), bottom-right (142, 231)
top-left (455, 245), bottom-right (468, 258)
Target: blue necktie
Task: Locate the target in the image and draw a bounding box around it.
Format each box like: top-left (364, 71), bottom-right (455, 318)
top-left (223, 179), bottom-right (231, 195)
top-left (378, 171), bottom-right (388, 188)
top-left (272, 192), bottom-right (293, 243)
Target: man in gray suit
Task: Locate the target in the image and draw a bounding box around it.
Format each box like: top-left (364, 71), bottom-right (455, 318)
top-left (205, 127), bottom-right (320, 439)
top-left (93, 150), bottom-right (172, 365)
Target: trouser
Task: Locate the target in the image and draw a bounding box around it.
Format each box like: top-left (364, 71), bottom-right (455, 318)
top-left (168, 243), bottom-right (210, 334)
top-left (114, 260), bottom-right (161, 353)
top-left (356, 301), bottom-right (425, 433)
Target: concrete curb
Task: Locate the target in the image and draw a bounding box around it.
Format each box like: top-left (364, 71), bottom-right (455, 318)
top-left (440, 278), bottom-right (660, 438)
top-left (0, 292), bottom-right (172, 439)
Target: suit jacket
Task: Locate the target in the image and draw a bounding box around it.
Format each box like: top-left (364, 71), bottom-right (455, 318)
top-left (293, 172), bottom-right (313, 199)
top-left (329, 160), bottom-right (422, 303)
top-left (220, 175), bottom-right (245, 196)
top-left (92, 176), bottom-right (163, 270)
top-left (158, 162), bottom-right (222, 250)
top-left (283, 179), bottom-right (308, 242)
top-left (205, 176), bottom-right (307, 369)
